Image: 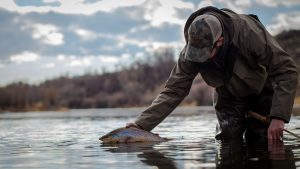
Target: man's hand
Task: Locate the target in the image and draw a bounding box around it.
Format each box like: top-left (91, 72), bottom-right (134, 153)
top-left (126, 123), bottom-right (142, 129)
top-left (268, 119), bottom-right (285, 140)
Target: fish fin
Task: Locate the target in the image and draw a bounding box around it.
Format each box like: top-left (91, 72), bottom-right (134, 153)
top-left (108, 127), bottom-right (126, 135)
top-left (153, 133), bottom-right (160, 136)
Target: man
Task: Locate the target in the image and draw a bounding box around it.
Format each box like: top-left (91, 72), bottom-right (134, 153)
top-left (126, 6), bottom-right (298, 140)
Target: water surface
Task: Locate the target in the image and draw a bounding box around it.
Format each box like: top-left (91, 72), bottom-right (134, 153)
top-left (1, 107), bottom-right (300, 169)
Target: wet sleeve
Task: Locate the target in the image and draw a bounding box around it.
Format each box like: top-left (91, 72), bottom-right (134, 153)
top-left (134, 47), bottom-right (198, 131)
top-left (247, 23), bottom-right (298, 122)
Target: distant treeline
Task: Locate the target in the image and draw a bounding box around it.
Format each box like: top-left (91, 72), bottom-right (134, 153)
top-left (0, 30), bottom-right (299, 112)
top-left (0, 48), bottom-right (212, 112)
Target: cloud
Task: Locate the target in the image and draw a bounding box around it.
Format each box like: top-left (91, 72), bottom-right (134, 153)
top-left (43, 0), bottom-right (60, 4)
top-left (99, 56), bottom-right (119, 63)
top-left (0, 9), bottom-right (43, 59)
top-left (56, 55), bottom-right (92, 67)
top-left (57, 54), bottom-right (66, 61)
top-left (105, 32), bottom-right (182, 54)
top-left (10, 51), bottom-right (40, 64)
top-left (267, 11), bottom-right (300, 35)
top-left (42, 63), bottom-right (56, 68)
top-left (68, 58), bottom-right (91, 67)
top-left (197, 0), bottom-right (215, 8)
top-left (74, 28), bottom-right (97, 41)
top-left (0, 0), bottom-right (188, 59)
top-left (29, 23), bottom-right (64, 45)
top-left (142, 0), bottom-right (194, 26)
top-left (217, 0), bottom-right (251, 13)
top-left (0, 8), bottom-right (140, 58)
top-left (255, 0), bottom-right (300, 7)
top-left (0, 0), bottom-right (147, 15)
top-left (0, 0), bottom-right (299, 85)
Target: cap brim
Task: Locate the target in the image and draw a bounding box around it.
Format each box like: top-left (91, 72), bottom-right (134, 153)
top-left (184, 42), bottom-right (211, 63)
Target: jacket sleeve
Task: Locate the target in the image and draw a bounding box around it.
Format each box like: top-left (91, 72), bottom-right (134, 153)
top-left (267, 37), bottom-right (298, 122)
top-left (134, 47), bottom-right (198, 131)
top-left (245, 17), bottom-right (298, 122)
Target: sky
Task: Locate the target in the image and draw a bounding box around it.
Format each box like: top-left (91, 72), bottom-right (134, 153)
top-left (0, 0), bottom-right (299, 86)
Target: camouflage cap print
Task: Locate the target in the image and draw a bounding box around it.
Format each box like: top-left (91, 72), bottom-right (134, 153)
top-left (184, 14), bottom-right (222, 63)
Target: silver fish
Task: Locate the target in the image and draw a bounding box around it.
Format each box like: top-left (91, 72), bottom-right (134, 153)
top-left (100, 127), bottom-right (167, 143)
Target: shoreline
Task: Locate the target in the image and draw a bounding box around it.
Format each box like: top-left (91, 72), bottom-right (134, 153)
top-left (2, 104), bottom-right (300, 116)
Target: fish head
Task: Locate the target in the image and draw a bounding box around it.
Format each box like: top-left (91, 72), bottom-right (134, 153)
top-left (100, 128), bottom-right (128, 143)
top-left (99, 132), bottom-right (120, 143)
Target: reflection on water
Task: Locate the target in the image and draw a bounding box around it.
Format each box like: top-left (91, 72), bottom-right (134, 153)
top-left (216, 139), bottom-right (296, 169)
top-left (101, 142), bottom-right (177, 169)
top-left (101, 138), bottom-right (297, 169)
top-left (1, 107), bottom-right (300, 169)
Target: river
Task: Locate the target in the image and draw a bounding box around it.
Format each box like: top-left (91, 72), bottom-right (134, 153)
top-left (0, 106), bottom-right (299, 169)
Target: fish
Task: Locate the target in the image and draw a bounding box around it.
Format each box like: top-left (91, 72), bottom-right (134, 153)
top-left (99, 127), bottom-right (167, 143)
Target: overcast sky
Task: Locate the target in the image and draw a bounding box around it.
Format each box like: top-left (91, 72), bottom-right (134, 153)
top-left (0, 0), bottom-right (299, 86)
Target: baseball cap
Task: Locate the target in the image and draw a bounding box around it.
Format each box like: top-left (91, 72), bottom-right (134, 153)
top-left (184, 14), bottom-right (222, 63)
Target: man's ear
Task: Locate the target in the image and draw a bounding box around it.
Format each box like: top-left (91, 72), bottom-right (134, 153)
top-left (216, 37), bottom-right (224, 47)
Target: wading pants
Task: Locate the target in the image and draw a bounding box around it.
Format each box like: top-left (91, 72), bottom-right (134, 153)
top-left (214, 84), bottom-right (273, 140)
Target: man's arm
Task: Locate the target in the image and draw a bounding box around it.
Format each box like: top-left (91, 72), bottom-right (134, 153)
top-left (133, 47), bottom-right (198, 131)
top-left (266, 36), bottom-right (298, 140)
top-left (245, 17), bottom-right (298, 139)
top-left (261, 33), bottom-right (298, 123)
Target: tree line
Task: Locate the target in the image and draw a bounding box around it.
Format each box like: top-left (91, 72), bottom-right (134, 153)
top-left (0, 48), bottom-right (212, 112)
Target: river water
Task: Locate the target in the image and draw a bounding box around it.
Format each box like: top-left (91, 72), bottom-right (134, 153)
top-left (1, 106), bottom-right (300, 169)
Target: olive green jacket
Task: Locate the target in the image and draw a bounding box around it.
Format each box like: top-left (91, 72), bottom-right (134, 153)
top-left (135, 7), bottom-right (298, 131)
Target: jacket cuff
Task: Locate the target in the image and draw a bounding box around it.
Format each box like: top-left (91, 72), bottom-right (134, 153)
top-left (269, 115), bottom-right (289, 123)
